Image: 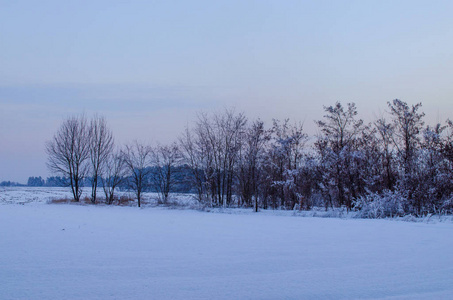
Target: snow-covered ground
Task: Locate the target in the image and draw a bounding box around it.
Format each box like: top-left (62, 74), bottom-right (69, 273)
top-left (0, 186), bottom-right (197, 207)
top-left (0, 186), bottom-right (75, 204)
top-left (1, 187), bottom-right (452, 299)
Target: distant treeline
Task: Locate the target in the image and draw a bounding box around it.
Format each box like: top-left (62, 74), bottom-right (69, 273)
top-left (0, 177), bottom-right (69, 187)
top-left (25, 176), bottom-right (66, 187)
top-left (0, 181), bottom-right (26, 187)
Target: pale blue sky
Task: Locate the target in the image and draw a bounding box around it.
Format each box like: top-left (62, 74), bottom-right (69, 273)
top-left (1, 0), bottom-right (452, 182)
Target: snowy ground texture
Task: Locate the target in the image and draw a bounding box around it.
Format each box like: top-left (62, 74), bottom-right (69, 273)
top-left (1, 187), bottom-right (453, 299)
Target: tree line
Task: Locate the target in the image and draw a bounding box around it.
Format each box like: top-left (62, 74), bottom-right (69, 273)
top-left (46, 100), bottom-right (453, 216)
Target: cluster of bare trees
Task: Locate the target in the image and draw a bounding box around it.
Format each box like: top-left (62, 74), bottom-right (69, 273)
top-left (46, 115), bottom-right (116, 203)
top-left (179, 101), bottom-right (453, 215)
top-left (313, 99), bottom-right (453, 215)
top-left (47, 100), bottom-right (453, 216)
top-left (46, 115), bottom-right (181, 207)
top-left (180, 110), bottom-right (246, 207)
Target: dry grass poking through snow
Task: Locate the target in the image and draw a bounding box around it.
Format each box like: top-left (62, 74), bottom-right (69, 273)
top-left (48, 195), bottom-right (141, 206)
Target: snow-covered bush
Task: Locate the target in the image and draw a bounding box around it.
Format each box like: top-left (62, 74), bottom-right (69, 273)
top-left (353, 190), bottom-right (406, 218)
top-left (439, 197), bottom-right (453, 215)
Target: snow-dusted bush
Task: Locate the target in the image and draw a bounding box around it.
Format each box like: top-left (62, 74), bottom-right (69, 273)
top-left (353, 190), bottom-right (406, 219)
top-left (439, 197), bottom-right (453, 215)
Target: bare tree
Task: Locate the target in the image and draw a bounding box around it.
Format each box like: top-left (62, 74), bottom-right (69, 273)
top-left (387, 99), bottom-right (425, 175)
top-left (179, 126), bottom-right (209, 204)
top-left (101, 149), bottom-right (127, 205)
top-left (439, 120), bottom-right (453, 213)
top-left (387, 99), bottom-right (425, 213)
top-left (262, 119), bottom-right (307, 209)
top-left (195, 109), bottom-right (246, 207)
top-left (375, 118), bottom-right (396, 191)
top-left (89, 115), bottom-right (114, 203)
top-left (219, 110), bottom-right (247, 207)
top-left (150, 143), bottom-right (182, 204)
top-left (46, 115), bottom-right (90, 201)
top-left (416, 124), bottom-right (448, 213)
top-left (123, 141), bottom-right (152, 207)
top-left (237, 119), bottom-right (268, 211)
top-left (442, 120), bottom-right (453, 166)
top-left (315, 102), bottom-right (363, 210)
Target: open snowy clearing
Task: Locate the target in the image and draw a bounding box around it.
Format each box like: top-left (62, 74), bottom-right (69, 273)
top-left (1, 189), bottom-right (453, 299)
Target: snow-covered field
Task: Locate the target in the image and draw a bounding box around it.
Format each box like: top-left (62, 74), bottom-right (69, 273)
top-left (0, 186), bottom-right (197, 206)
top-left (1, 187), bottom-right (452, 299)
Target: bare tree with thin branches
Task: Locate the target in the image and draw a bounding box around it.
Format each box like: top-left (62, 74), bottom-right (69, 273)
top-left (315, 102), bottom-right (363, 210)
top-left (123, 141), bottom-right (152, 207)
top-left (88, 115), bottom-right (114, 203)
top-left (387, 99), bottom-right (425, 175)
top-left (237, 119), bottom-right (268, 211)
top-left (101, 149), bottom-right (127, 204)
top-left (179, 126), bottom-right (208, 204)
top-left (150, 143), bottom-right (182, 204)
top-left (46, 115), bottom-right (90, 201)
